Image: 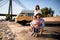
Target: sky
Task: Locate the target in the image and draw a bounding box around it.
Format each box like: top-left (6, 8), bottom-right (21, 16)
top-left (0, 0), bottom-right (60, 19)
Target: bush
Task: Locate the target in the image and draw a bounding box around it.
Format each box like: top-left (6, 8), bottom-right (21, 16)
top-left (5, 14), bottom-right (11, 21)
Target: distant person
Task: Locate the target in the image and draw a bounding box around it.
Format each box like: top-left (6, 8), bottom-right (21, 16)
top-left (34, 5), bottom-right (42, 16)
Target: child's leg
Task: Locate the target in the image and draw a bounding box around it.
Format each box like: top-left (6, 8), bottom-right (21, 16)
top-left (40, 28), bottom-right (43, 35)
top-left (33, 28), bottom-right (39, 37)
top-left (31, 32), bottom-right (34, 36)
top-left (29, 26), bottom-right (34, 32)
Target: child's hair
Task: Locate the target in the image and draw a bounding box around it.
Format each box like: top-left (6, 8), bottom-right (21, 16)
top-left (33, 16), bottom-right (37, 18)
top-left (36, 13), bottom-right (42, 17)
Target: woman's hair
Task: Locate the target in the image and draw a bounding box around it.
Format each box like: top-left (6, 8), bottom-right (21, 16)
top-left (35, 5), bottom-right (40, 10)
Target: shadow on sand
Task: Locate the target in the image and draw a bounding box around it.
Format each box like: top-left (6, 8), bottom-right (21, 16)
top-left (18, 22), bottom-right (60, 27)
top-left (37, 32), bottom-right (60, 40)
top-left (18, 23), bottom-right (30, 26)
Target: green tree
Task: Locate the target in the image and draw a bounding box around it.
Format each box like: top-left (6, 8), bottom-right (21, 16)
top-left (5, 14), bottom-right (11, 21)
top-left (48, 8), bottom-right (54, 17)
top-left (41, 7), bottom-right (54, 17)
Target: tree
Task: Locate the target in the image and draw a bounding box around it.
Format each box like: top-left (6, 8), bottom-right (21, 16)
top-left (5, 14), bottom-right (11, 21)
top-left (56, 15), bottom-right (59, 16)
top-left (41, 7), bottom-right (54, 17)
top-left (41, 7), bottom-right (48, 17)
top-left (48, 8), bottom-right (54, 17)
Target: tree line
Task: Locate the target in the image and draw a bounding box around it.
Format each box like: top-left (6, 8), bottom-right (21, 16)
top-left (41, 7), bottom-right (54, 17)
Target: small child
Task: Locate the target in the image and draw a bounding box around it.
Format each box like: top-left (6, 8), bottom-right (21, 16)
top-left (29, 16), bottom-right (37, 31)
top-left (30, 16), bottom-right (39, 37)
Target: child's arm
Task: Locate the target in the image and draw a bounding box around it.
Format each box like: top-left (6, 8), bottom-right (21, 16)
top-left (40, 19), bottom-right (45, 29)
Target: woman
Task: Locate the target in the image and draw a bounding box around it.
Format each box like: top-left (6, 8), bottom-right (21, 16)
top-left (34, 5), bottom-right (42, 16)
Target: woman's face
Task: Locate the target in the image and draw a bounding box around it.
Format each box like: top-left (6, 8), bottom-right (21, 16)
top-left (36, 7), bottom-right (39, 10)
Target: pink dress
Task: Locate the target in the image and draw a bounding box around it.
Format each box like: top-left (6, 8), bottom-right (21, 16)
top-left (30, 20), bottom-right (38, 28)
